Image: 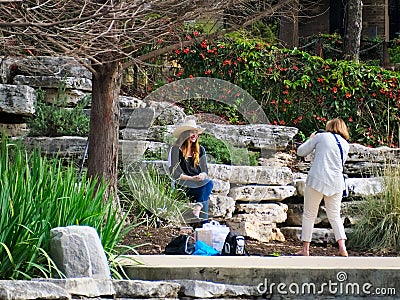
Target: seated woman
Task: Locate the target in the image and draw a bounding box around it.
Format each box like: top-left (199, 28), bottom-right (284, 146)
top-left (168, 117), bottom-right (213, 224)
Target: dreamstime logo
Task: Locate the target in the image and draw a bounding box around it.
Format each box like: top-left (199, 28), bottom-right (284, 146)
top-left (121, 77), bottom-right (276, 198)
top-left (257, 271), bottom-right (397, 296)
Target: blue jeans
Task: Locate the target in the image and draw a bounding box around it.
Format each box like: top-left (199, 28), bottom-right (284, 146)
top-left (185, 180), bottom-right (213, 220)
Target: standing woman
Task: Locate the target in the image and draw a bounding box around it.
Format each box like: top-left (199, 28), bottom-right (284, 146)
top-left (296, 118), bottom-right (350, 256)
top-left (168, 117), bottom-right (213, 223)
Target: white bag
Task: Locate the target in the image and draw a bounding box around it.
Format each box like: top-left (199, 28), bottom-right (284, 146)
top-left (202, 220), bottom-right (230, 252)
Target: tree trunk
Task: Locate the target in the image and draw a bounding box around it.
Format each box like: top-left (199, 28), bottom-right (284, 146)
top-left (344, 0), bottom-right (363, 61)
top-left (87, 61), bottom-right (122, 206)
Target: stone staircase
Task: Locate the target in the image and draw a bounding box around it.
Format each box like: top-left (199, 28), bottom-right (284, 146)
top-left (120, 254), bottom-right (400, 299)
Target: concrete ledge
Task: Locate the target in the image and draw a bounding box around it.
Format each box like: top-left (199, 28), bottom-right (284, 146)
top-left (121, 255), bottom-right (400, 298)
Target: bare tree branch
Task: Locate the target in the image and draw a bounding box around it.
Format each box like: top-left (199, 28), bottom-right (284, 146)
top-left (1, 0), bottom-right (296, 68)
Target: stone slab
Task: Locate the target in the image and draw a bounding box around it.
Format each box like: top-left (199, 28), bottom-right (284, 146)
top-left (120, 255), bottom-right (400, 298)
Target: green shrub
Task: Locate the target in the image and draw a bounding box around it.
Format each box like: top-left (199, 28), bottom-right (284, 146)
top-left (348, 161), bottom-right (400, 253)
top-left (0, 136), bottom-right (131, 279)
top-left (29, 81), bottom-right (90, 137)
top-left (200, 133), bottom-right (259, 166)
top-left (140, 33), bottom-right (400, 148)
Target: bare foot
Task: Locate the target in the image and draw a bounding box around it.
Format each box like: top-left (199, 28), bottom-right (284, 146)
top-left (295, 251), bottom-right (310, 256)
top-left (339, 250), bottom-right (348, 257)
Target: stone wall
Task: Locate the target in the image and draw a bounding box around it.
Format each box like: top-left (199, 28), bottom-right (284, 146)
top-left (2, 56), bottom-right (400, 245)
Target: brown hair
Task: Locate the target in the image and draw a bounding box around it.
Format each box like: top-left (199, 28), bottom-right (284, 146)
top-left (175, 130), bottom-right (200, 167)
top-left (325, 118), bottom-right (350, 140)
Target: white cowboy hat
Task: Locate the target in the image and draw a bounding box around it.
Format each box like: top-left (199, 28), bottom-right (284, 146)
top-left (173, 117), bottom-right (205, 138)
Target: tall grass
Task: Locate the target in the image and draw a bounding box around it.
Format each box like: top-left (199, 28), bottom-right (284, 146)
top-left (348, 162), bottom-right (400, 253)
top-left (0, 136), bottom-right (132, 279)
top-left (122, 165), bottom-right (190, 227)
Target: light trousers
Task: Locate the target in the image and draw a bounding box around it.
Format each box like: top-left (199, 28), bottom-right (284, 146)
top-left (301, 186), bottom-right (347, 242)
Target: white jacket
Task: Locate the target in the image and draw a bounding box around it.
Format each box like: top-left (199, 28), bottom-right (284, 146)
top-left (297, 132), bottom-right (349, 196)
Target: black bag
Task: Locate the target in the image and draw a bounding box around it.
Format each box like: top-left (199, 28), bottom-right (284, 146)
top-left (221, 232), bottom-right (247, 256)
top-left (164, 234), bottom-right (195, 255)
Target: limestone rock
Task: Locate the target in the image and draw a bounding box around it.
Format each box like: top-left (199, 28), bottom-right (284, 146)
top-left (226, 214), bottom-right (285, 242)
top-left (121, 128), bottom-right (150, 141)
top-left (35, 278), bottom-right (114, 298)
top-left (209, 195), bottom-right (235, 218)
top-left (1, 56), bottom-right (90, 86)
top-left (13, 75), bottom-right (92, 91)
top-left (148, 101), bottom-right (186, 126)
top-left (125, 107), bottom-right (156, 129)
top-left (21, 136), bottom-right (87, 157)
top-left (50, 225), bottom-right (111, 279)
top-left (209, 164), bottom-right (293, 185)
top-left (229, 185), bottom-right (295, 202)
top-left (0, 280), bottom-right (71, 300)
top-left (235, 203), bottom-right (288, 223)
top-left (0, 123), bottom-right (29, 137)
top-left (0, 84), bottom-right (35, 116)
top-left (174, 280), bottom-right (258, 298)
top-left (1, 56), bottom-right (91, 80)
top-left (119, 95), bottom-right (146, 108)
top-left (120, 140), bottom-right (150, 166)
top-left (201, 123), bottom-right (298, 150)
top-left (44, 88), bottom-right (89, 106)
top-left (211, 179), bottom-right (230, 196)
top-left (259, 152), bottom-right (296, 167)
top-left (113, 280), bottom-right (180, 298)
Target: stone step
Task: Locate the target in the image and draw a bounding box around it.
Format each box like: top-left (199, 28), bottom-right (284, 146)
top-left (120, 255), bottom-right (400, 299)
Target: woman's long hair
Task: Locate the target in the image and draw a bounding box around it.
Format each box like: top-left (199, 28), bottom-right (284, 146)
top-left (326, 118), bottom-right (350, 140)
top-left (175, 130), bottom-right (200, 167)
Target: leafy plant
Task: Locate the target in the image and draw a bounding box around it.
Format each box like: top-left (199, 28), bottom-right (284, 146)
top-left (348, 161), bottom-right (400, 253)
top-left (122, 165), bottom-right (191, 227)
top-left (162, 35), bottom-right (400, 148)
top-left (0, 136), bottom-right (132, 279)
top-left (200, 133), bottom-right (259, 166)
top-left (28, 81), bottom-right (90, 137)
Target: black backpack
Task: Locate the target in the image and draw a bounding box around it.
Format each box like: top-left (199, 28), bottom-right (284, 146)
top-left (164, 234), bottom-right (195, 255)
top-left (221, 232), bottom-right (248, 256)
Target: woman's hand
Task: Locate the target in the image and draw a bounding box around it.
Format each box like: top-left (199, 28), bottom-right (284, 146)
top-left (192, 173), bottom-right (206, 181)
top-left (179, 173), bottom-right (206, 181)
